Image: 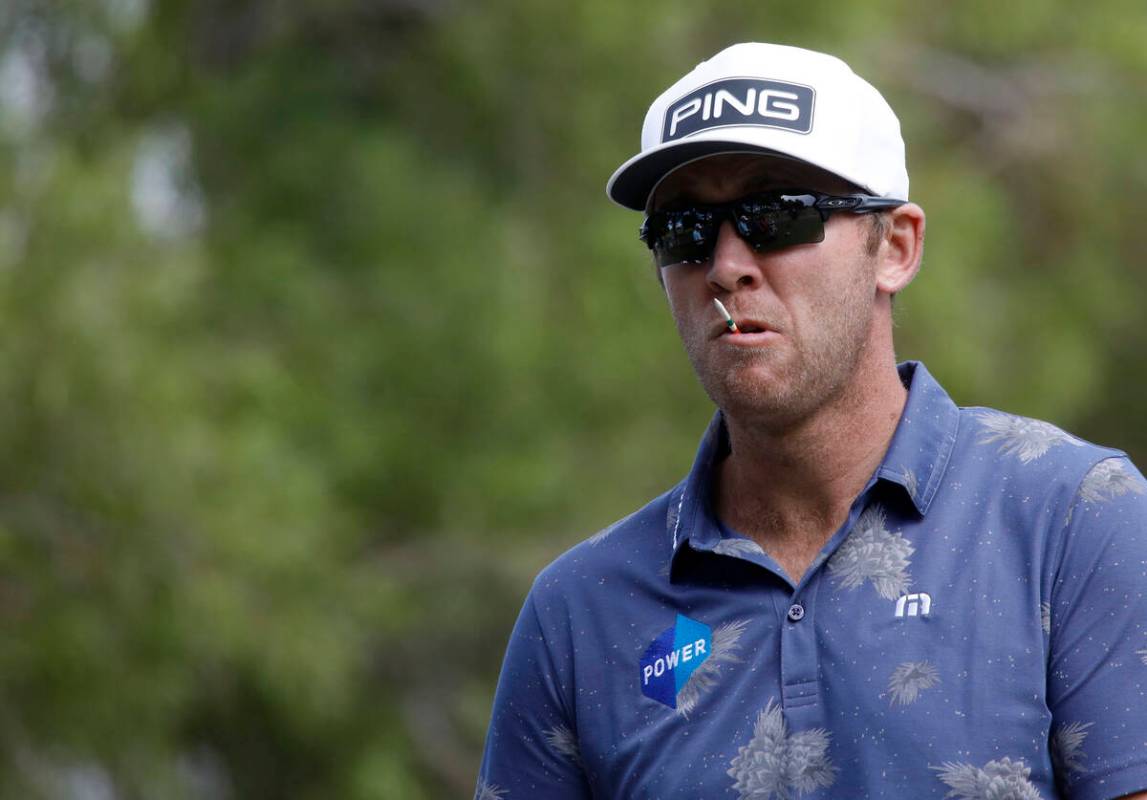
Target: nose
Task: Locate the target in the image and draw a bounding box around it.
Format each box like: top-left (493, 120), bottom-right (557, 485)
top-left (705, 220), bottom-right (763, 294)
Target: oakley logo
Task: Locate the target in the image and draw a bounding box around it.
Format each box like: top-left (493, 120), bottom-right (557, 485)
top-left (662, 78), bottom-right (815, 142)
top-left (894, 593), bottom-right (932, 618)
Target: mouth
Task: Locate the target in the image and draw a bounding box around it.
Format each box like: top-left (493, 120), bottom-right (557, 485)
top-left (709, 299), bottom-right (780, 342)
top-left (714, 316), bottom-right (775, 339)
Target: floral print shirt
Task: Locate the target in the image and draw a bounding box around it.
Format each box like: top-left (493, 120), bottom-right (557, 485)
top-left (476, 362), bottom-right (1147, 800)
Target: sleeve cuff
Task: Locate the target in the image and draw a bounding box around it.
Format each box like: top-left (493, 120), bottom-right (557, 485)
top-left (1069, 758), bottom-right (1147, 800)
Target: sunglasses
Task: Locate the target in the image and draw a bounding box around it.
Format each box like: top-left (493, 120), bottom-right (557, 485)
top-left (639, 190), bottom-right (905, 268)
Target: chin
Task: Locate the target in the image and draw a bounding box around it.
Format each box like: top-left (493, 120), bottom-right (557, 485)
top-left (705, 362), bottom-right (833, 425)
top-left (708, 375), bottom-right (799, 420)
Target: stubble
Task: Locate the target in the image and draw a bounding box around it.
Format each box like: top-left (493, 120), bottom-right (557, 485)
top-left (676, 255), bottom-right (877, 431)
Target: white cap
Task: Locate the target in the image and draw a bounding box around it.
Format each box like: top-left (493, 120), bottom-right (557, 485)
top-left (606, 43), bottom-right (909, 210)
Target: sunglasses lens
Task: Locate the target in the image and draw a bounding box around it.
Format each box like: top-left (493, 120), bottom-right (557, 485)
top-left (641, 193), bottom-right (830, 267)
top-left (737, 196), bottom-right (825, 254)
top-left (644, 210), bottom-right (716, 268)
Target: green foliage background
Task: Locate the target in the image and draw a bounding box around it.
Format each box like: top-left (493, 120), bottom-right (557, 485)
top-left (0, 0), bottom-right (1144, 797)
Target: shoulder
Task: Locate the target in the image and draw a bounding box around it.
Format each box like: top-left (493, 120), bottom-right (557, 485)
top-left (956, 405), bottom-right (1128, 494)
top-left (526, 482), bottom-right (682, 608)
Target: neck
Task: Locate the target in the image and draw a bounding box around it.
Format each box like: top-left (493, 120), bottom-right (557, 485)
top-left (714, 349), bottom-right (907, 551)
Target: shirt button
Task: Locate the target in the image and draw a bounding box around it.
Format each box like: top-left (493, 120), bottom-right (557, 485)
top-left (787, 603), bottom-right (805, 622)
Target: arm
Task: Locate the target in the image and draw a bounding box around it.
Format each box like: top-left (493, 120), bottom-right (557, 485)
top-left (476, 589), bottom-right (592, 800)
top-left (1049, 457), bottom-right (1147, 800)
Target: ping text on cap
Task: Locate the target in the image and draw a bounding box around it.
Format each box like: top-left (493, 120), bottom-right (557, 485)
top-left (661, 78), bottom-right (815, 142)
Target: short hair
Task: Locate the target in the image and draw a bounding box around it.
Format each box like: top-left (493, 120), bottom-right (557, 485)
top-left (865, 211), bottom-right (890, 257)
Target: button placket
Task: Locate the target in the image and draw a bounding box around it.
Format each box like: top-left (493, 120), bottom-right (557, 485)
top-left (778, 581), bottom-right (824, 728)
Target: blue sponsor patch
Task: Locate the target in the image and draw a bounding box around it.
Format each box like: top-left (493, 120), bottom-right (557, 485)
top-left (639, 614), bottom-right (712, 709)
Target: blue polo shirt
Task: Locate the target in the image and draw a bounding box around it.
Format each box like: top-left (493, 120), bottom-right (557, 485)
top-left (476, 362), bottom-right (1147, 800)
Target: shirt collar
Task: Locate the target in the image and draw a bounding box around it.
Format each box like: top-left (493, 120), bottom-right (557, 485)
top-left (665, 360), bottom-right (960, 560)
top-left (877, 361), bottom-right (961, 515)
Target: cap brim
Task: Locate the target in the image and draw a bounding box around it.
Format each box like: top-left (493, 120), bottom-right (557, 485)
top-left (606, 139), bottom-right (802, 211)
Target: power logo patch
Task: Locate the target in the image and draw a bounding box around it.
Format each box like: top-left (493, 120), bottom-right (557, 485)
top-left (640, 614), bottom-right (712, 709)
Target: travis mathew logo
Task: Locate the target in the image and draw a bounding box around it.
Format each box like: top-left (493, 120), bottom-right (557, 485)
top-left (640, 614), bottom-right (712, 710)
top-left (661, 78), bottom-right (815, 142)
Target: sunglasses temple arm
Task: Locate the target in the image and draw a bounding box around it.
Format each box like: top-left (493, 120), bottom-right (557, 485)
top-left (853, 197), bottom-right (907, 212)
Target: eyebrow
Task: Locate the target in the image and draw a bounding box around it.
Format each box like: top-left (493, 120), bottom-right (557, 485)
top-left (651, 189), bottom-right (688, 210)
top-left (741, 165), bottom-right (826, 192)
top-left (653, 176), bottom-right (796, 211)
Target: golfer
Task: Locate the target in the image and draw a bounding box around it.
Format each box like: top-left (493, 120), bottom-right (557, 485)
top-left (476, 42), bottom-right (1147, 800)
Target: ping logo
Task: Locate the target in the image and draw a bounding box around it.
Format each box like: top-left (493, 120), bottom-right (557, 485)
top-left (895, 592), bottom-right (932, 617)
top-left (639, 614), bottom-right (712, 709)
top-left (661, 78), bottom-right (815, 142)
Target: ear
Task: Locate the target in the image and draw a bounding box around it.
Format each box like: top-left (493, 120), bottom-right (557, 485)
top-left (875, 202), bottom-right (925, 295)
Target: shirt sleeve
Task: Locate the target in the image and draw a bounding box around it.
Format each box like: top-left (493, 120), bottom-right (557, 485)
top-left (1046, 456), bottom-right (1147, 800)
top-left (475, 586), bottom-right (592, 800)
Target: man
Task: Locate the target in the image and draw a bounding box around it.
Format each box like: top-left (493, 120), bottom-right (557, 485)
top-left (476, 43), bottom-right (1147, 800)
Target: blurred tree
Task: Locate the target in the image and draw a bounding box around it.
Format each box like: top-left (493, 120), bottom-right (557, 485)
top-left (0, 0), bottom-right (1144, 797)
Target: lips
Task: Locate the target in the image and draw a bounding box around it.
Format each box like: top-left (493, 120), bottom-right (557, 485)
top-left (713, 314), bottom-right (775, 338)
